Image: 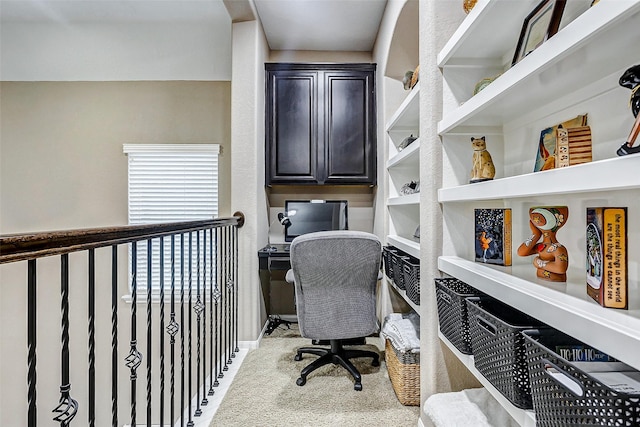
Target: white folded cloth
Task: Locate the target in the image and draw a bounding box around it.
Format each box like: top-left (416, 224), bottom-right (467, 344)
top-left (424, 388), bottom-right (519, 427)
top-left (381, 313), bottom-right (420, 354)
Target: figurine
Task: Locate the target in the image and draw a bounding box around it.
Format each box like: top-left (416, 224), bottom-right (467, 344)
top-left (470, 136), bottom-right (496, 183)
top-left (517, 206), bottom-right (569, 282)
top-left (617, 64), bottom-right (640, 156)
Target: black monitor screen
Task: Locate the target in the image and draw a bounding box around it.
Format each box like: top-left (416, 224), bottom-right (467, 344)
top-left (284, 200), bottom-right (348, 242)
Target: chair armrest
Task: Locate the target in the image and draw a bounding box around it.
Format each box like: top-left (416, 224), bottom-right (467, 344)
top-left (285, 269), bottom-right (295, 284)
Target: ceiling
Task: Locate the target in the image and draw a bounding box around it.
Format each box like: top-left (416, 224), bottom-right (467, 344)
top-left (1, 0), bottom-right (388, 52)
top-left (253, 0), bottom-right (387, 51)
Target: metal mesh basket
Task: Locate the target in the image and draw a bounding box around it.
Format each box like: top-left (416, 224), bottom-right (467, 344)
top-left (435, 278), bottom-right (483, 355)
top-left (390, 250), bottom-right (409, 290)
top-left (523, 329), bottom-right (640, 427)
top-left (466, 297), bottom-right (545, 409)
top-left (403, 256), bottom-right (420, 305)
top-left (382, 246), bottom-right (397, 281)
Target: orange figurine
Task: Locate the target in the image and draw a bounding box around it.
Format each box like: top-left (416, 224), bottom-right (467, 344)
top-left (517, 206), bottom-right (569, 282)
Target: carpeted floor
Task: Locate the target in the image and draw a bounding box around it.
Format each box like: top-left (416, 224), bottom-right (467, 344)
top-left (210, 324), bottom-right (420, 426)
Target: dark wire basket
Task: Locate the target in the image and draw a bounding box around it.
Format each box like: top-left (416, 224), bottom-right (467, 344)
top-left (403, 256), bottom-right (420, 305)
top-left (435, 278), bottom-right (483, 355)
top-left (466, 297), bottom-right (546, 409)
top-left (523, 328), bottom-right (640, 427)
top-left (382, 246), bottom-right (397, 281)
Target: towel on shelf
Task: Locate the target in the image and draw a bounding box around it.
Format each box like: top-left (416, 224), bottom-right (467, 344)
top-left (381, 313), bottom-right (420, 354)
top-left (424, 388), bottom-right (519, 427)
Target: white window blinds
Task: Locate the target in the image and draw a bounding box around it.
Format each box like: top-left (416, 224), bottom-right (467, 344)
top-left (123, 144), bottom-right (219, 293)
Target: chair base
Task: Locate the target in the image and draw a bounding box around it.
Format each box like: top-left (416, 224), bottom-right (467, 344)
top-left (294, 339), bottom-right (380, 391)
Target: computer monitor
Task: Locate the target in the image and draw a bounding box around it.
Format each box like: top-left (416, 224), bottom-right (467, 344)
top-left (284, 200), bottom-right (348, 242)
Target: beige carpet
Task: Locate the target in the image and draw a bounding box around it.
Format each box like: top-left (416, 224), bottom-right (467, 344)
top-left (210, 325), bottom-right (420, 426)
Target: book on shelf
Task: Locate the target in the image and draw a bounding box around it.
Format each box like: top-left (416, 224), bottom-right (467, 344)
top-left (534, 114), bottom-right (588, 172)
top-left (555, 345), bottom-right (616, 362)
top-left (586, 207), bottom-right (627, 309)
top-left (474, 208), bottom-right (512, 266)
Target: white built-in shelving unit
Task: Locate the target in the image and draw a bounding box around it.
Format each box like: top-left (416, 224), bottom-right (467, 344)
top-left (437, 0), bottom-right (640, 423)
top-left (386, 81), bottom-right (421, 309)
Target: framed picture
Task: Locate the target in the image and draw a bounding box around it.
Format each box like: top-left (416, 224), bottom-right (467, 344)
top-left (512, 0), bottom-right (566, 66)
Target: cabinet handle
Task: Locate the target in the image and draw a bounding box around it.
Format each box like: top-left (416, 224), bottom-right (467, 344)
top-left (542, 358), bottom-right (584, 397)
top-left (475, 316), bottom-right (497, 336)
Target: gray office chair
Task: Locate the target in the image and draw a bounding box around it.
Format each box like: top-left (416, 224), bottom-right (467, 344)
top-left (285, 230), bottom-right (382, 391)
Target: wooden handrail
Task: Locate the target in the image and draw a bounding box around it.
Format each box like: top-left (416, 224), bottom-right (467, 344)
top-left (0, 213), bottom-right (245, 264)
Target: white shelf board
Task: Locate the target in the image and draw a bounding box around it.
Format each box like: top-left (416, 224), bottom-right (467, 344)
top-left (438, 156), bottom-right (640, 202)
top-left (437, 0), bottom-right (538, 67)
top-left (438, 332), bottom-right (536, 427)
top-left (385, 82), bottom-right (420, 132)
top-left (387, 193), bottom-right (420, 206)
top-left (387, 139), bottom-right (420, 169)
top-left (388, 276), bottom-right (420, 314)
top-left (438, 256), bottom-right (640, 369)
top-left (387, 235), bottom-right (419, 258)
top-left (438, 1), bottom-right (640, 135)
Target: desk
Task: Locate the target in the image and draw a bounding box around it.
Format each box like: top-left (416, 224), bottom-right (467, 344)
top-left (258, 244), bottom-right (295, 333)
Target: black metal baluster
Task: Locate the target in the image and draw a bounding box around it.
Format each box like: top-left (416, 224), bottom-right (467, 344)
top-left (221, 227), bottom-right (228, 374)
top-left (126, 243), bottom-right (142, 427)
top-left (112, 246), bottom-right (118, 427)
top-left (159, 237), bottom-right (165, 427)
top-left (146, 239), bottom-right (152, 427)
top-left (213, 228), bottom-right (224, 387)
top-left (88, 249), bottom-right (96, 427)
top-left (225, 226), bottom-right (233, 371)
top-left (234, 225), bottom-right (240, 353)
top-left (201, 230), bottom-right (208, 407)
top-left (27, 259), bottom-right (37, 427)
top-left (187, 232), bottom-right (194, 427)
top-left (180, 234), bottom-right (185, 427)
top-left (208, 228), bottom-right (216, 396)
top-left (167, 235), bottom-right (179, 426)
top-left (53, 253), bottom-right (78, 426)
top-left (194, 231), bottom-right (203, 418)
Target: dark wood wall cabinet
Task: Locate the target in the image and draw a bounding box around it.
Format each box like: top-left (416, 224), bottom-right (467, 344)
top-left (265, 63), bottom-right (377, 186)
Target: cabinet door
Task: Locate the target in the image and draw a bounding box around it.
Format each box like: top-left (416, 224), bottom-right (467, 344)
top-left (266, 70), bottom-right (319, 184)
top-left (323, 70), bottom-right (376, 185)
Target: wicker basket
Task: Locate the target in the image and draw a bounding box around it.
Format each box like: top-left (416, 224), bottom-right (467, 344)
top-left (385, 339), bottom-right (420, 406)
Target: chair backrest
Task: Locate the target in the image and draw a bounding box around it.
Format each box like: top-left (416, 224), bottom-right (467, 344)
top-left (289, 230), bottom-right (382, 340)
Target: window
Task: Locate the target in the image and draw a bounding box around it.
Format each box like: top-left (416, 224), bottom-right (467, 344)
top-left (123, 144), bottom-right (219, 294)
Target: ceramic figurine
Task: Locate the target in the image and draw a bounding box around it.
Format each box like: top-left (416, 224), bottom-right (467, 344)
top-left (617, 64), bottom-right (640, 156)
top-left (469, 136), bottom-right (496, 183)
top-left (517, 206), bottom-right (569, 282)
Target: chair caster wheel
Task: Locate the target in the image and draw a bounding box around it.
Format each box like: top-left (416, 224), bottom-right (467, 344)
top-left (354, 382), bottom-right (362, 391)
top-left (294, 353), bottom-right (302, 361)
top-left (296, 377), bottom-right (306, 386)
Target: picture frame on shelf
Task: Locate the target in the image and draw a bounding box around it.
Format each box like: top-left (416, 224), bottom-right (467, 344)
top-left (511, 0), bottom-right (567, 66)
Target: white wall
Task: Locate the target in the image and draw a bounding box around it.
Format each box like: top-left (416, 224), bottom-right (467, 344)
top-left (230, 19), bottom-right (271, 341)
top-left (0, 20), bottom-right (231, 81)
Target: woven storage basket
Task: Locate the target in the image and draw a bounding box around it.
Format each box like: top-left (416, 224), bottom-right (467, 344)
top-left (402, 256), bottom-right (420, 305)
top-left (523, 329), bottom-right (640, 427)
top-left (435, 278), bottom-right (483, 355)
top-left (385, 339), bottom-right (420, 406)
top-left (382, 246), bottom-right (397, 281)
top-left (466, 297), bottom-right (545, 409)
top-left (390, 250), bottom-right (409, 290)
